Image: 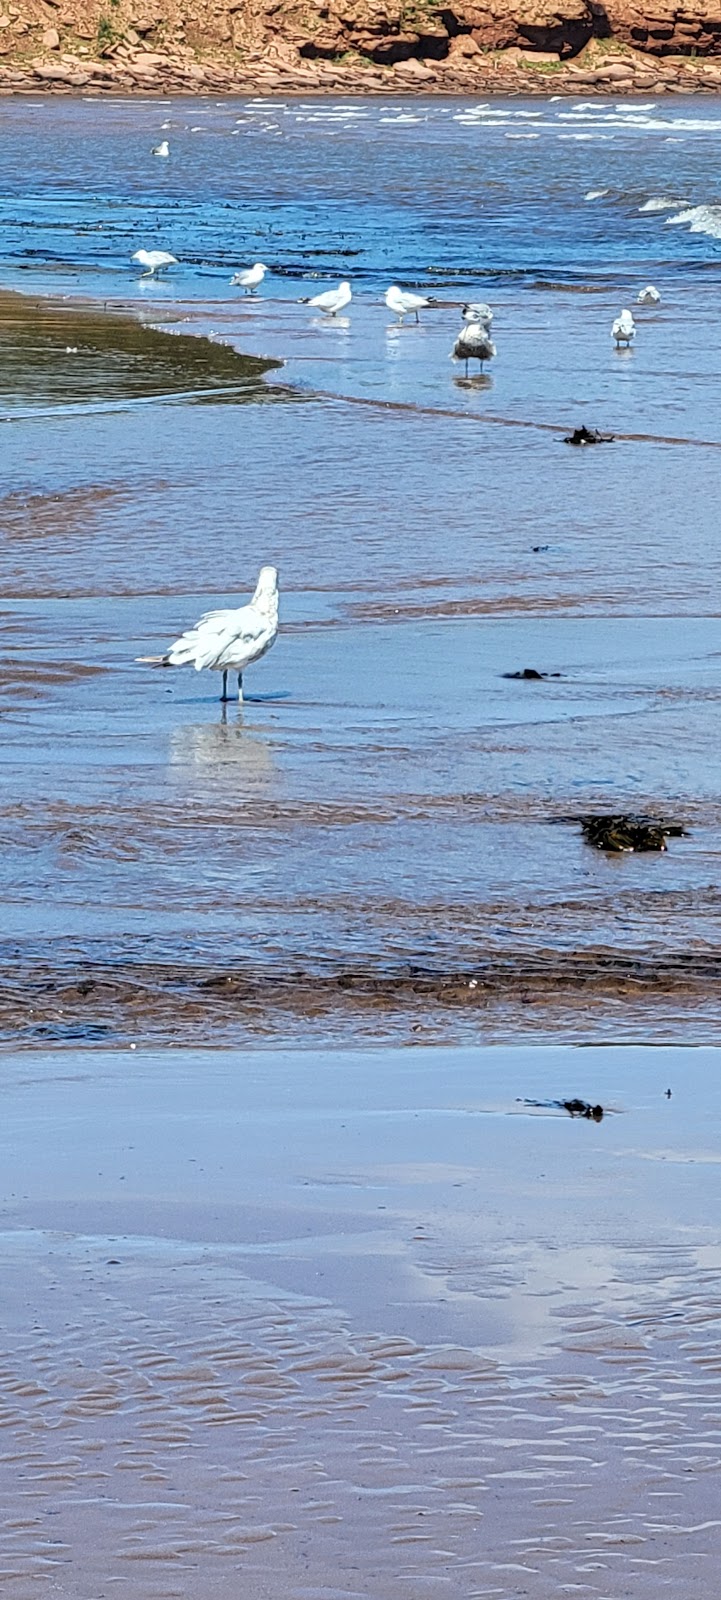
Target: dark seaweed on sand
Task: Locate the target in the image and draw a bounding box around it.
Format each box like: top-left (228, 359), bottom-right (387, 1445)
top-left (577, 814), bottom-right (686, 853)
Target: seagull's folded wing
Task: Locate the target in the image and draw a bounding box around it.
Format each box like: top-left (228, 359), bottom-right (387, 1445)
top-left (166, 603), bottom-right (270, 671)
top-left (212, 606), bottom-right (270, 670)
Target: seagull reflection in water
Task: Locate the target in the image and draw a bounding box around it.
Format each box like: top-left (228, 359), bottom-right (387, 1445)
top-left (168, 714), bottom-right (275, 787)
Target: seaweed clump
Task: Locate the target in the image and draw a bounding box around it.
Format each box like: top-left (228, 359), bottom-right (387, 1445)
top-left (563, 425), bottom-right (615, 446)
top-left (578, 813), bottom-right (686, 853)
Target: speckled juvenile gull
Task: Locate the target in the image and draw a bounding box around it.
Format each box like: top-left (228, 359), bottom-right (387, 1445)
top-left (451, 311), bottom-right (496, 375)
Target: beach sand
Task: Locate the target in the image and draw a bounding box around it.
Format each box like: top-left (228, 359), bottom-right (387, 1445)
top-left (1, 1041), bottom-right (720, 1597)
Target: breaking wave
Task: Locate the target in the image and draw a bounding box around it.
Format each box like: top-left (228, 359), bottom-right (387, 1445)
top-left (665, 204), bottom-right (721, 238)
top-left (639, 195), bottom-right (689, 212)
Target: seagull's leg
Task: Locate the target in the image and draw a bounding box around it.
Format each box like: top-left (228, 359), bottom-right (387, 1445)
top-left (464, 357), bottom-right (469, 377)
top-left (414, 310), bottom-right (419, 324)
top-left (237, 673), bottom-right (244, 704)
top-left (220, 668), bottom-right (229, 701)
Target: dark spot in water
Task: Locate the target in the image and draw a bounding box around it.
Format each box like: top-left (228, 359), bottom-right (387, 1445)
top-left (502, 668), bottom-right (562, 680)
top-left (574, 814), bottom-right (687, 853)
top-left (519, 1096), bottom-right (605, 1120)
top-left (561, 1097), bottom-right (604, 1121)
top-left (563, 425), bottom-right (615, 446)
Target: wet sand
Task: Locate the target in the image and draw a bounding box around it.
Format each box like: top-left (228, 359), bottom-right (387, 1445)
top-left (1, 1041), bottom-right (720, 1597)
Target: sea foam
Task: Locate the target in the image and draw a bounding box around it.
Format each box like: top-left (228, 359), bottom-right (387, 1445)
top-left (665, 204), bottom-right (721, 238)
top-left (639, 196), bottom-right (688, 212)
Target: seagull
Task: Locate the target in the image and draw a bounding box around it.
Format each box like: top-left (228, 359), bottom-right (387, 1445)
top-left (384, 285), bottom-right (435, 323)
top-left (152, 140), bottom-right (169, 157)
top-left (137, 566), bottom-right (279, 703)
top-left (637, 284), bottom-right (661, 304)
top-left (230, 262), bottom-right (268, 294)
top-left (612, 309), bottom-right (636, 347)
top-left (462, 301), bottom-right (493, 328)
top-left (132, 249), bottom-right (178, 276)
top-left (451, 311), bottom-right (496, 375)
top-left (301, 281), bottom-right (352, 316)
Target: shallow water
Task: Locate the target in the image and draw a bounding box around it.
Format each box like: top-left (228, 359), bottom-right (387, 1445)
top-left (1, 1042), bottom-right (721, 1598)
top-left (1, 96), bottom-right (721, 1042)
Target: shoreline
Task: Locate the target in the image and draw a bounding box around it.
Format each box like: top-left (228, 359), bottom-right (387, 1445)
top-left (3, 43), bottom-right (721, 96)
top-left (3, 281), bottom-right (721, 1054)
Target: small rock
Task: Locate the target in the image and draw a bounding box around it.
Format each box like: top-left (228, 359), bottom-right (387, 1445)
top-left (448, 34), bottom-right (480, 57)
top-left (41, 26), bottom-right (60, 48)
top-left (518, 49), bottom-right (560, 63)
top-left (502, 667), bottom-right (562, 680)
top-left (561, 1098), bottom-right (604, 1121)
top-left (393, 57), bottom-right (436, 80)
top-left (592, 63), bottom-right (635, 81)
top-left (34, 61), bottom-right (72, 78)
top-left (563, 425), bottom-right (615, 445)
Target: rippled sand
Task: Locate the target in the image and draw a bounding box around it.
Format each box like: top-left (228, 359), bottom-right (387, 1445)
top-left (1, 1042), bottom-right (720, 1597)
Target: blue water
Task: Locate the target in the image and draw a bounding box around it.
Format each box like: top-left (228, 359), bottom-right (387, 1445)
top-left (2, 92), bottom-right (721, 1046)
top-left (2, 94), bottom-right (721, 299)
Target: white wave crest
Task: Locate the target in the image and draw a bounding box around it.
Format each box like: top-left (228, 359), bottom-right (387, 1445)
top-left (584, 189), bottom-right (609, 200)
top-left (665, 203), bottom-right (721, 238)
top-left (639, 195), bottom-right (688, 212)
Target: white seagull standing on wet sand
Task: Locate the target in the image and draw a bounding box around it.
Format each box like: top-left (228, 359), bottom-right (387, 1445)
top-left (301, 281), bottom-right (352, 317)
top-left (132, 249), bottom-right (178, 276)
top-left (612, 308), bottom-right (636, 347)
top-left (137, 566), bottom-right (279, 703)
top-left (451, 310), bottom-right (496, 375)
top-left (384, 285), bottom-right (436, 323)
top-left (230, 263), bottom-right (268, 294)
top-left (637, 284), bottom-right (661, 304)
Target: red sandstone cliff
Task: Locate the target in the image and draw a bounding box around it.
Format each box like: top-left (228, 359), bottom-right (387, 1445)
top-left (2, 0), bottom-right (721, 91)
